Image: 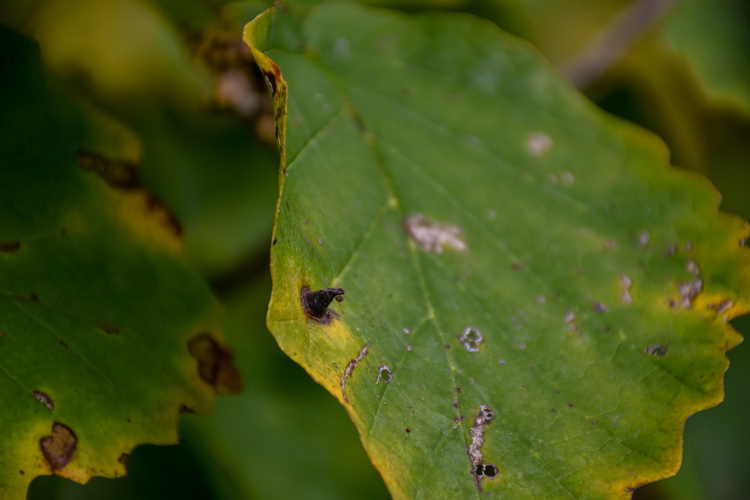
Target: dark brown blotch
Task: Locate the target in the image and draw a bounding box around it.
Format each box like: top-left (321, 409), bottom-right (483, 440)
top-left (75, 151), bottom-right (139, 189)
top-left (40, 423), bottom-right (77, 471)
top-left (263, 70), bottom-right (277, 95)
top-left (300, 286), bottom-right (344, 324)
top-left (188, 333), bottom-right (242, 394)
top-left (96, 322), bottom-right (120, 335)
top-left (0, 241), bottom-right (20, 253)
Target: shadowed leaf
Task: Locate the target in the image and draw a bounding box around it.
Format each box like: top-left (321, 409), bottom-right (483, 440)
top-left (0, 26), bottom-right (232, 499)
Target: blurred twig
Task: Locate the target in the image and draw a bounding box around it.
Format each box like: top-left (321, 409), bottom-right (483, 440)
top-left (558, 0), bottom-right (679, 88)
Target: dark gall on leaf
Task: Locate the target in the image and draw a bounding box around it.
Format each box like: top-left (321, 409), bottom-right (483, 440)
top-left (301, 286), bottom-right (345, 324)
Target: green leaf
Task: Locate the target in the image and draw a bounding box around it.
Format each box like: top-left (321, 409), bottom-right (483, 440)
top-left (0, 26), bottom-right (235, 498)
top-left (664, 0), bottom-right (750, 116)
top-left (245, 2), bottom-right (749, 498)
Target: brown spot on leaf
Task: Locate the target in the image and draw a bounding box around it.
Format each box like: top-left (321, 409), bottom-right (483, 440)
top-left (96, 322), bottom-right (120, 335)
top-left (118, 453), bottom-right (128, 466)
top-left (33, 391), bottom-right (54, 411)
top-left (0, 241), bottom-right (20, 253)
top-left (75, 151), bottom-right (139, 189)
top-left (188, 333), bottom-right (242, 394)
top-left (59, 339), bottom-right (68, 348)
top-left (40, 423), bottom-right (76, 471)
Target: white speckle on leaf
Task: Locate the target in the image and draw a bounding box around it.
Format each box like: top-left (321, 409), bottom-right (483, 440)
top-left (340, 341), bottom-right (372, 403)
top-left (486, 209), bottom-right (496, 220)
top-left (404, 214), bottom-right (467, 253)
top-left (375, 365), bottom-right (393, 384)
top-left (561, 171), bottom-right (575, 186)
top-left (458, 327), bottom-right (483, 352)
top-left (637, 230), bottom-right (650, 247)
top-left (334, 37), bottom-right (350, 58)
top-left (677, 279), bottom-right (703, 308)
top-left (526, 132), bottom-right (552, 156)
top-left (687, 259), bottom-right (700, 276)
top-left (565, 311), bottom-right (575, 323)
top-left (620, 273), bottom-right (633, 303)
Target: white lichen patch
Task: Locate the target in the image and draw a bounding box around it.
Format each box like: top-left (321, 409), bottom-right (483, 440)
top-left (526, 132), bottom-right (553, 156)
top-left (404, 214), bottom-right (467, 253)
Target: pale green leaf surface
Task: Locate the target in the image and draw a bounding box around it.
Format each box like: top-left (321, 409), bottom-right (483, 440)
top-left (0, 26), bottom-right (229, 498)
top-left (246, 2), bottom-right (749, 499)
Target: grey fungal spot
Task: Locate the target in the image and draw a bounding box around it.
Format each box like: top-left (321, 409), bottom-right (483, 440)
top-left (458, 327), bottom-right (483, 352)
top-left (468, 405), bottom-right (497, 491)
top-left (603, 239), bottom-right (616, 250)
top-left (710, 300), bottom-right (734, 315)
top-left (665, 243), bottom-right (678, 257)
top-left (404, 214), bottom-right (467, 253)
top-left (560, 171), bottom-right (575, 186)
top-left (526, 132), bottom-right (552, 156)
top-left (686, 259), bottom-right (700, 275)
top-left (375, 365), bottom-right (393, 385)
top-left (406, 344), bottom-right (412, 351)
top-left (645, 345), bottom-right (668, 357)
top-left (33, 391), bottom-right (54, 411)
top-left (564, 311), bottom-right (575, 323)
top-left (637, 231), bottom-right (650, 247)
top-left (340, 341), bottom-right (372, 403)
top-left (620, 273), bottom-right (633, 304)
top-left (593, 301), bottom-right (608, 313)
top-left (403, 328), bottom-right (410, 334)
top-left (677, 279), bottom-right (703, 308)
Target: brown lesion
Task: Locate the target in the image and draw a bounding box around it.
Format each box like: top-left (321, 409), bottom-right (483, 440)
top-left (0, 241), bottom-right (20, 253)
top-left (188, 333), bottom-right (242, 394)
top-left (193, 32), bottom-right (276, 146)
top-left (40, 423), bottom-right (77, 471)
top-left (74, 150), bottom-right (183, 243)
top-left (75, 151), bottom-right (139, 189)
top-left (95, 322), bottom-right (120, 335)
